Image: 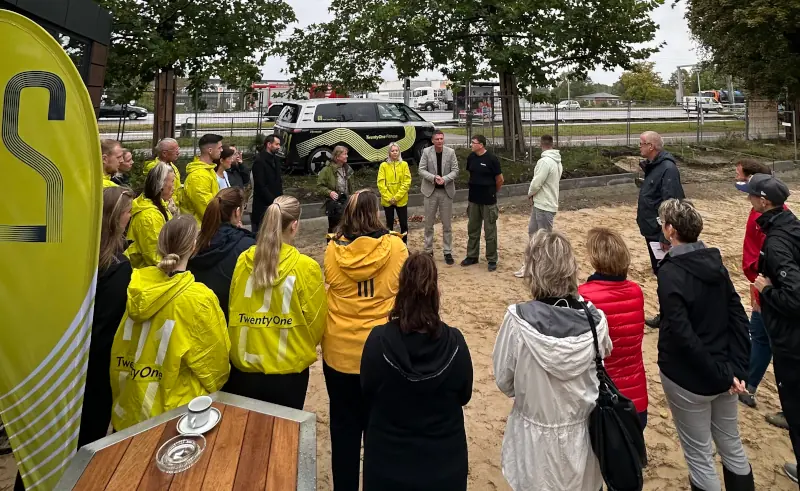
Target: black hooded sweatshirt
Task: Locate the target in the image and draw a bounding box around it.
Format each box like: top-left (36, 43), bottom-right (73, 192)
top-left (188, 223), bottom-right (256, 319)
top-left (360, 320), bottom-right (473, 491)
top-left (656, 243), bottom-right (750, 395)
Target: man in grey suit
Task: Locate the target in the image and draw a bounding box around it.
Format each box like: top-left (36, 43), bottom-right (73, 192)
top-left (419, 130), bottom-right (459, 264)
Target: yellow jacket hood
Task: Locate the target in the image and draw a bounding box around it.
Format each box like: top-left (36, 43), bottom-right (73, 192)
top-left (126, 267), bottom-right (195, 321)
top-left (229, 243), bottom-right (327, 374)
top-left (329, 231), bottom-right (402, 283)
top-left (131, 194), bottom-right (168, 219)
top-left (186, 157), bottom-right (215, 175)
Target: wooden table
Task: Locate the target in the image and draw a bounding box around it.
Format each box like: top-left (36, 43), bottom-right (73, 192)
top-left (55, 392), bottom-right (315, 491)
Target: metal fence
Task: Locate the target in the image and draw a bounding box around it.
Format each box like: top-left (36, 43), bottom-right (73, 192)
top-left (98, 90), bottom-right (271, 155)
top-left (97, 90), bottom-right (796, 163)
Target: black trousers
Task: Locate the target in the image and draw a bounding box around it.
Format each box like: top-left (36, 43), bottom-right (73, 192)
top-left (223, 365), bottom-right (310, 410)
top-left (775, 355), bottom-right (800, 480)
top-left (383, 206), bottom-right (408, 243)
top-left (323, 362), bottom-right (369, 491)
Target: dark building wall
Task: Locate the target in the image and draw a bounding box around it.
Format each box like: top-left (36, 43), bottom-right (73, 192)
top-left (2, 0), bottom-right (112, 113)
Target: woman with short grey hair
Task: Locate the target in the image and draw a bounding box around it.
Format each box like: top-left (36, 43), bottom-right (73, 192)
top-left (656, 198), bottom-right (754, 491)
top-left (493, 229), bottom-right (611, 491)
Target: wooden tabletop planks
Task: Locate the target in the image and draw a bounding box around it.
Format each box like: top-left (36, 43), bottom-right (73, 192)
top-left (232, 412), bottom-right (275, 491)
top-left (104, 422), bottom-right (168, 491)
top-left (199, 404), bottom-right (249, 491)
top-left (73, 438), bottom-right (132, 491)
top-left (265, 418), bottom-right (300, 491)
top-left (73, 401), bottom-right (301, 491)
top-left (136, 418), bottom-right (183, 491)
top-left (169, 402), bottom-right (227, 491)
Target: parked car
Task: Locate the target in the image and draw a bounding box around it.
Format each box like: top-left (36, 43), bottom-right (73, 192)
top-left (273, 99), bottom-right (435, 174)
top-left (557, 100), bottom-right (581, 110)
top-left (98, 101), bottom-right (148, 120)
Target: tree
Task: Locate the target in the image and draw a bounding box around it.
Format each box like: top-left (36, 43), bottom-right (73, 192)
top-left (616, 62), bottom-right (674, 102)
top-left (280, 0), bottom-right (662, 151)
top-left (685, 0), bottom-right (800, 109)
top-left (97, 0), bottom-right (295, 138)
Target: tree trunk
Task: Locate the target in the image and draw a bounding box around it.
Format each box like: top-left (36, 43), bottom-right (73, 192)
top-left (152, 69), bottom-right (177, 146)
top-left (499, 71), bottom-right (525, 153)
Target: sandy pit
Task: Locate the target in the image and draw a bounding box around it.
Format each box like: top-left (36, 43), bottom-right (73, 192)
top-left (2, 178), bottom-right (799, 491)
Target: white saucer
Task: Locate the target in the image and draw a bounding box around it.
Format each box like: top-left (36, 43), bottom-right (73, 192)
top-left (177, 407), bottom-right (222, 435)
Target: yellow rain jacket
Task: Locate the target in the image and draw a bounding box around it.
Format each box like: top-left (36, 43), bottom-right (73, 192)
top-left (143, 159), bottom-right (182, 207)
top-left (180, 157), bottom-right (219, 224)
top-left (110, 267), bottom-right (231, 431)
top-left (377, 160), bottom-right (412, 207)
top-left (125, 195), bottom-right (172, 269)
top-left (323, 231), bottom-right (408, 373)
top-left (228, 244), bottom-right (327, 375)
top-left (102, 174), bottom-right (118, 188)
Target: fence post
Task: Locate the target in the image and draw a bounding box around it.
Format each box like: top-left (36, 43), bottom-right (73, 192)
top-left (696, 101), bottom-right (701, 143)
top-left (794, 110), bottom-right (798, 161)
top-left (744, 100), bottom-right (749, 140)
top-left (231, 116), bottom-right (234, 137)
top-left (193, 94), bottom-right (199, 157)
top-left (626, 100), bottom-right (631, 146)
top-left (554, 104), bottom-right (559, 147)
top-left (512, 96), bottom-right (517, 162)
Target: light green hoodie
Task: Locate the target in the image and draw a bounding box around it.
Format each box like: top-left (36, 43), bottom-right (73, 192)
top-left (528, 149), bottom-right (563, 213)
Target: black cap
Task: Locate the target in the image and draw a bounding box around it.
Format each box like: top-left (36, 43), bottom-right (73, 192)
top-left (198, 134), bottom-right (223, 147)
top-left (739, 173), bottom-right (790, 205)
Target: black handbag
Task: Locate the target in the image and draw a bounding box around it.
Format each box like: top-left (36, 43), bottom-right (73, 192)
top-left (580, 302), bottom-right (647, 491)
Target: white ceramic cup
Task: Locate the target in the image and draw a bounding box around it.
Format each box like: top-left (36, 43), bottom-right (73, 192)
top-left (187, 395), bottom-right (212, 429)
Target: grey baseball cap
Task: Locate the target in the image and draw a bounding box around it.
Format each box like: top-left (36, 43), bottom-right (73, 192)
top-left (738, 173), bottom-right (790, 205)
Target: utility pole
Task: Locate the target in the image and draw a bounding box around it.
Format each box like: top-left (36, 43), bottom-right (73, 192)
top-left (728, 75), bottom-right (735, 107)
top-left (403, 78), bottom-right (410, 106)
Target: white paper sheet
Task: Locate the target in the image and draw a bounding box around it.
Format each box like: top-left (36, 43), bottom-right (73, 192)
top-left (649, 241), bottom-right (667, 261)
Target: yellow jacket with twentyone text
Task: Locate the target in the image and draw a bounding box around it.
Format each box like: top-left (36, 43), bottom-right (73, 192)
top-left (180, 158), bottom-right (219, 225)
top-left (109, 267), bottom-right (231, 431)
top-left (323, 231), bottom-right (407, 374)
top-left (377, 160), bottom-right (412, 207)
top-left (228, 243), bottom-right (327, 375)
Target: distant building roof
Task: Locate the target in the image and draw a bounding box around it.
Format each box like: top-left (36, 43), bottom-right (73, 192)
top-left (576, 92), bottom-right (620, 99)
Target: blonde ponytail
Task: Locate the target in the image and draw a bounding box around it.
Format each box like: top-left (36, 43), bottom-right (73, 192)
top-left (252, 195), bottom-right (301, 289)
top-left (157, 215), bottom-right (198, 274)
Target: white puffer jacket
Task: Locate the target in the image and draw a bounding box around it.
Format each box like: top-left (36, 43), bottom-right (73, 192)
top-left (493, 298), bottom-right (612, 491)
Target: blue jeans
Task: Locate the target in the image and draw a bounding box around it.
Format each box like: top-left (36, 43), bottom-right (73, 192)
top-left (748, 311), bottom-right (773, 390)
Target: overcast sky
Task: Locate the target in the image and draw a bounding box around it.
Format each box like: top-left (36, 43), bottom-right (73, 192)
top-left (261, 0), bottom-right (699, 86)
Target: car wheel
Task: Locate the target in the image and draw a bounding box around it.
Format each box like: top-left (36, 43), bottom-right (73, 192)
top-left (425, 103), bottom-right (434, 111)
top-left (414, 140), bottom-right (431, 164)
top-left (127, 112), bottom-right (139, 120)
top-left (307, 147), bottom-right (332, 175)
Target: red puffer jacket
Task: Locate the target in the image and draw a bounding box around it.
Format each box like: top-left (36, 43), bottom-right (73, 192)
top-left (578, 276), bottom-right (648, 413)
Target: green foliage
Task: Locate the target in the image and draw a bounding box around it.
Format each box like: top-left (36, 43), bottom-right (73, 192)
top-left (96, 0), bottom-right (296, 102)
top-left (617, 62), bottom-right (674, 102)
top-left (279, 0), bottom-right (663, 95)
top-left (667, 64), bottom-right (735, 93)
top-left (686, 0), bottom-right (800, 103)
top-left (549, 75), bottom-right (617, 100)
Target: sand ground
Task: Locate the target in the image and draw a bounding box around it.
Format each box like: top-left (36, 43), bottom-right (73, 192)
top-left (2, 176), bottom-right (799, 490)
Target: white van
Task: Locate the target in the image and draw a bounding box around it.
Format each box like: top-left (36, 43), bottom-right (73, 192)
top-left (682, 96), bottom-right (723, 114)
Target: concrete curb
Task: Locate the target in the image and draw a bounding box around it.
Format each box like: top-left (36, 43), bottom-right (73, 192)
top-left (293, 172), bottom-right (636, 220)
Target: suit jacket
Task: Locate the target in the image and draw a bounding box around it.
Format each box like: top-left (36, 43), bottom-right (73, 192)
top-left (419, 145), bottom-right (459, 198)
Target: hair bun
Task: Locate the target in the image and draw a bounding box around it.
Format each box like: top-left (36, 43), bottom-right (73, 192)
top-left (157, 253), bottom-right (181, 273)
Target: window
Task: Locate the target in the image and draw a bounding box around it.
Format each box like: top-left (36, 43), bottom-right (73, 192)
top-left (377, 103), bottom-right (425, 122)
top-left (279, 104), bottom-right (301, 123)
top-left (313, 104), bottom-right (340, 122)
top-left (339, 103), bottom-right (376, 122)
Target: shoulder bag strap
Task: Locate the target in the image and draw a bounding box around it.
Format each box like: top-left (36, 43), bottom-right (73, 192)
top-left (579, 301), bottom-right (605, 376)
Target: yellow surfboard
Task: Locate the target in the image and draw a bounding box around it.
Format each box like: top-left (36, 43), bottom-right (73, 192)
top-left (0, 9), bottom-right (102, 490)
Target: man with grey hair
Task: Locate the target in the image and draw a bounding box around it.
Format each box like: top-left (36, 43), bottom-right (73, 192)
top-left (637, 131), bottom-right (684, 328)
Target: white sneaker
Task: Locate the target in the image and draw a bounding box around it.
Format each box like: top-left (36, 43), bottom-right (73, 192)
top-left (513, 266), bottom-right (525, 278)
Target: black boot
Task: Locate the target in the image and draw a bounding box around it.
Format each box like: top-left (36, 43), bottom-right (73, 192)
top-left (722, 465), bottom-right (755, 491)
